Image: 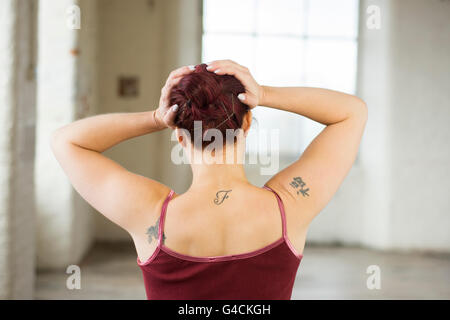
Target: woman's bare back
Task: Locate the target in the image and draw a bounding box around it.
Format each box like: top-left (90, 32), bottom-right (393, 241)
top-left (133, 183), bottom-right (307, 264)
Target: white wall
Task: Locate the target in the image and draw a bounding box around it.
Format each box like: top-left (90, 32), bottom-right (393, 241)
top-left (387, 0), bottom-right (450, 251)
top-left (35, 0), bottom-right (98, 269)
top-left (0, 0), bottom-right (37, 298)
top-left (306, 0), bottom-right (450, 252)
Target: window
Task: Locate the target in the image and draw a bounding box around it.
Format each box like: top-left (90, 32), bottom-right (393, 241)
top-left (202, 0), bottom-right (360, 157)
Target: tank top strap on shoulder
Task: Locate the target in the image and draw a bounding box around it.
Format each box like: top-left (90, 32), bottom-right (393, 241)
top-left (262, 185), bottom-right (287, 238)
top-left (158, 189), bottom-right (175, 245)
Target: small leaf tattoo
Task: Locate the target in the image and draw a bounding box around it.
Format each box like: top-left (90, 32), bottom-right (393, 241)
top-left (146, 217), bottom-right (166, 244)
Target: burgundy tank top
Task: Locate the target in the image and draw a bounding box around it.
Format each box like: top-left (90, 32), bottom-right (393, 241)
top-left (137, 185), bottom-right (303, 300)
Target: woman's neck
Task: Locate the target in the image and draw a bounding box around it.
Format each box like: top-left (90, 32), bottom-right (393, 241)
top-left (186, 141), bottom-right (249, 189)
top-left (190, 163), bottom-right (249, 190)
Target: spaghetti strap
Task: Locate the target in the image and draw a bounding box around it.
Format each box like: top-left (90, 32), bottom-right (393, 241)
top-left (263, 185), bottom-right (302, 259)
top-left (263, 185), bottom-right (287, 238)
top-left (158, 189), bottom-right (175, 245)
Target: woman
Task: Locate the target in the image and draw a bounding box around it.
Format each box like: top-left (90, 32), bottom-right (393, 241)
top-left (51, 60), bottom-right (367, 299)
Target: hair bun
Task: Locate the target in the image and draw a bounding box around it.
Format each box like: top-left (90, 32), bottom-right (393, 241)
top-left (169, 64), bottom-right (249, 148)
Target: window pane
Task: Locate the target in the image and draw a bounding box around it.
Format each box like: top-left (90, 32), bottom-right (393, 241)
top-left (256, 0), bottom-right (305, 36)
top-left (202, 0), bottom-right (360, 158)
top-left (307, 0), bottom-right (359, 38)
top-left (203, 0), bottom-right (256, 33)
top-left (254, 36), bottom-right (304, 86)
top-left (247, 108), bottom-right (304, 156)
top-left (202, 34), bottom-right (256, 70)
top-left (251, 36), bottom-right (305, 156)
top-left (305, 39), bottom-right (358, 94)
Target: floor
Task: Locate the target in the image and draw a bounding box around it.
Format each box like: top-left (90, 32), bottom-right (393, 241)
top-left (35, 242), bottom-right (450, 299)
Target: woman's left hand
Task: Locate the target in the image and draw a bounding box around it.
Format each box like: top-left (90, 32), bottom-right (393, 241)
top-left (155, 65), bottom-right (195, 129)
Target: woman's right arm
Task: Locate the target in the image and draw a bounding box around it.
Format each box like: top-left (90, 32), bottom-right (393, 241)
top-left (207, 60), bottom-right (367, 227)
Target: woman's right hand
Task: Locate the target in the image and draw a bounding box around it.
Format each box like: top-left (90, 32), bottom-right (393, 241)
top-left (206, 60), bottom-right (263, 109)
top-left (155, 65), bottom-right (195, 129)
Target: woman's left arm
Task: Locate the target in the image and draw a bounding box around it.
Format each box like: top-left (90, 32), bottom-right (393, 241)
top-left (50, 65), bottom-right (192, 234)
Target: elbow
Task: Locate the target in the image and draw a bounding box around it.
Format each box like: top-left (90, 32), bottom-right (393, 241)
top-left (49, 127), bottom-right (68, 154)
top-left (49, 129), bottom-right (60, 153)
top-left (353, 98), bottom-right (368, 123)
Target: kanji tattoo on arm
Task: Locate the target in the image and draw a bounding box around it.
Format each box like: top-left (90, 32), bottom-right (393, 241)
top-left (289, 176), bottom-right (310, 197)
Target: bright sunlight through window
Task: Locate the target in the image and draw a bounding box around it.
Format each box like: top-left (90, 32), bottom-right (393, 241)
top-left (202, 0), bottom-right (360, 157)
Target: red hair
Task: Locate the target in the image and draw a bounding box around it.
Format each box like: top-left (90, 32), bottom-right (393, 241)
top-left (169, 63), bottom-right (250, 148)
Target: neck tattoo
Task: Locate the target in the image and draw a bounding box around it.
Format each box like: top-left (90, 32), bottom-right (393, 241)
top-left (214, 190), bottom-right (232, 205)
